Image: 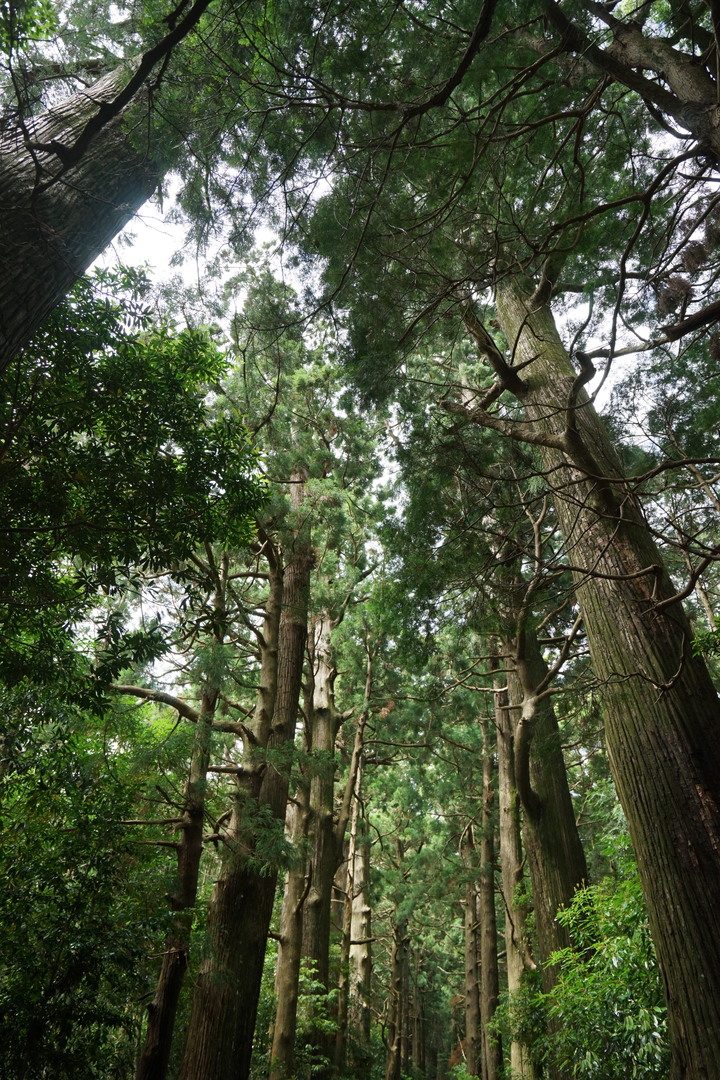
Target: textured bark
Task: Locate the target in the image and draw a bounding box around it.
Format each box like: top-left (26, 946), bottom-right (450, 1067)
top-left (177, 491), bottom-right (311, 1080)
top-left (493, 278), bottom-right (720, 1080)
top-left (494, 666), bottom-right (536, 1080)
top-left (0, 63), bottom-right (160, 369)
top-left (478, 717), bottom-right (502, 1080)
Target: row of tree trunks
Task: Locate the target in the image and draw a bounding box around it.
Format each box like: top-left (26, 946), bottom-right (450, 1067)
top-left (493, 277), bottom-right (720, 1080)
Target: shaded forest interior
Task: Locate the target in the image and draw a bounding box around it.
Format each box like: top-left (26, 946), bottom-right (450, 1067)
top-left (3, 3), bottom-right (720, 1080)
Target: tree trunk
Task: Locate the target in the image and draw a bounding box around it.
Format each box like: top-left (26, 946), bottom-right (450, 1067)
top-left (0, 63), bottom-right (160, 370)
top-left (135, 688), bottom-right (217, 1080)
top-left (302, 614), bottom-right (341, 986)
top-left (269, 796), bottom-right (310, 1080)
top-left (461, 864), bottom-right (481, 1078)
top-left (494, 662), bottom-right (536, 1080)
top-left (478, 716), bottom-right (502, 1080)
top-left (348, 799), bottom-right (372, 1045)
top-left (384, 916), bottom-right (408, 1080)
top-left (492, 277), bottom-right (720, 1080)
top-left (178, 482), bottom-right (312, 1080)
top-left (503, 631), bottom-right (588, 975)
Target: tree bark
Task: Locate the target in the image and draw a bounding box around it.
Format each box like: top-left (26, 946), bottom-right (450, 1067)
top-left (269, 796), bottom-right (310, 1080)
top-left (177, 485), bottom-right (312, 1080)
top-left (0, 63), bottom-right (160, 370)
top-left (302, 613), bottom-right (342, 988)
top-left (348, 799), bottom-right (372, 1045)
top-left (461, 861), bottom-right (481, 1078)
top-left (384, 916), bottom-right (408, 1080)
top-left (491, 277), bottom-right (720, 1080)
top-left (478, 716), bottom-right (502, 1080)
top-left (503, 631), bottom-right (588, 977)
top-left (494, 663), bottom-right (536, 1080)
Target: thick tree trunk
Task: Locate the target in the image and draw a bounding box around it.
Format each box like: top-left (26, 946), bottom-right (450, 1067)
top-left (178, 485), bottom-right (311, 1080)
top-left (494, 664), bottom-right (536, 1080)
top-left (0, 63), bottom-right (160, 369)
top-left (493, 277), bottom-right (720, 1080)
top-left (478, 717), bottom-right (502, 1080)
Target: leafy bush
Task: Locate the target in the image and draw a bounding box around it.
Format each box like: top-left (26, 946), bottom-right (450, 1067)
top-left (547, 866), bottom-right (668, 1079)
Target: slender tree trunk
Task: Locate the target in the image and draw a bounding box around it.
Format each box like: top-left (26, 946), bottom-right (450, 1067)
top-left (478, 716), bottom-right (502, 1080)
top-left (411, 965), bottom-right (425, 1075)
top-left (135, 688), bottom-right (217, 1080)
top-left (335, 704), bottom-right (371, 1072)
top-left (493, 277), bottom-right (720, 1080)
top-left (494, 661), bottom-right (536, 1080)
top-left (269, 795), bottom-right (310, 1080)
top-left (178, 480), bottom-right (312, 1080)
top-left (300, 614), bottom-right (342, 1079)
top-left (348, 808), bottom-right (372, 1045)
top-left (461, 857), bottom-right (481, 1078)
top-left (384, 916), bottom-right (408, 1080)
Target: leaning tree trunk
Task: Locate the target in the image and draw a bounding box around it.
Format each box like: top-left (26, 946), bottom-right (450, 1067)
top-left (0, 63), bottom-right (160, 369)
top-left (0, 0), bottom-right (217, 369)
top-left (178, 479), bottom-right (312, 1080)
top-left (490, 276), bottom-right (720, 1080)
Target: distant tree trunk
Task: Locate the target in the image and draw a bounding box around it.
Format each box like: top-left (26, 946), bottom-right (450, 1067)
top-left (493, 277), bottom-right (720, 1080)
top-left (411, 963), bottom-right (425, 1074)
top-left (348, 798), bottom-right (372, 1044)
top-left (178, 478), bottom-right (312, 1080)
top-left (133, 684), bottom-right (217, 1080)
top-left (269, 794), bottom-right (310, 1080)
top-left (114, 555), bottom-right (230, 1080)
top-left (478, 716), bottom-right (502, 1080)
top-left (494, 660), bottom-right (536, 1080)
top-left (384, 915), bottom-right (408, 1080)
top-left (461, 853), bottom-right (481, 1079)
top-left (335, 728), bottom-right (371, 1072)
top-left (301, 613), bottom-right (341, 990)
